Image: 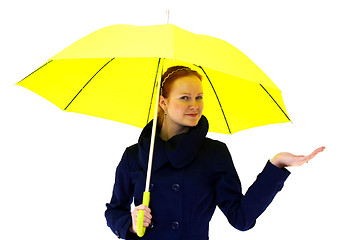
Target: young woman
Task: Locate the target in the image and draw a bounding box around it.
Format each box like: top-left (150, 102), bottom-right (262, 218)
top-left (105, 66), bottom-right (325, 240)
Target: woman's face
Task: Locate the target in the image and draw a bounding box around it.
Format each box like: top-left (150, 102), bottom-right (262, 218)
top-left (160, 75), bottom-right (204, 132)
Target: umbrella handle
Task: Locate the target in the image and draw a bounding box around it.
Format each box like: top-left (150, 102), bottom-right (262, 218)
top-left (136, 191), bottom-right (150, 237)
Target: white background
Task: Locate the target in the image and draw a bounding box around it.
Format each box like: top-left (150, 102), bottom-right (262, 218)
top-left (1, 0), bottom-right (359, 239)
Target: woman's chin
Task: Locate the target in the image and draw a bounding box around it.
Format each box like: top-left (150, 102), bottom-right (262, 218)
top-left (184, 116), bottom-right (201, 127)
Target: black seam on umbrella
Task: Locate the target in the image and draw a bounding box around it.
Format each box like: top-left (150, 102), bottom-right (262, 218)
top-left (198, 66), bottom-right (232, 134)
top-left (259, 84), bottom-right (291, 122)
top-left (64, 58), bottom-right (115, 111)
top-left (146, 58), bottom-right (162, 124)
top-left (17, 60), bottom-right (53, 84)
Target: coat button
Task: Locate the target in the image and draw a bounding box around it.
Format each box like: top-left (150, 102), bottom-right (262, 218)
top-left (172, 183), bottom-right (180, 192)
top-left (149, 183), bottom-right (154, 191)
top-left (171, 221), bottom-right (180, 230)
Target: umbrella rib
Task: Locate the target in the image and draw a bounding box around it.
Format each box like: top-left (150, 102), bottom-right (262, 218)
top-left (17, 60), bottom-right (53, 84)
top-left (64, 58), bottom-right (115, 111)
top-left (198, 66), bottom-right (232, 134)
top-left (259, 84), bottom-right (291, 122)
top-left (146, 58), bottom-right (162, 124)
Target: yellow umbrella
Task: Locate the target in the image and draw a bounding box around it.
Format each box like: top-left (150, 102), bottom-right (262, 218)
top-left (17, 24), bottom-right (290, 237)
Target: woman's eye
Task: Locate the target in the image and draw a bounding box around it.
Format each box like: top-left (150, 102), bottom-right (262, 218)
top-left (180, 96), bottom-right (189, 100)
top-left (196, 96), bottom-right (203, 100)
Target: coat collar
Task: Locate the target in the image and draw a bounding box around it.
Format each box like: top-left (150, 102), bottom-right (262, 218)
top-left (138, 115), bottom-right (209, 172)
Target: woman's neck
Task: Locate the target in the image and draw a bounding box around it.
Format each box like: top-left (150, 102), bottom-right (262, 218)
top-left (159, 121), bottom-right (190, 141)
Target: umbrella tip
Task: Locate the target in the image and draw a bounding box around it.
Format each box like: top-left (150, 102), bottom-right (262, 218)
top-left (166, 9), bottom-right (170, 24)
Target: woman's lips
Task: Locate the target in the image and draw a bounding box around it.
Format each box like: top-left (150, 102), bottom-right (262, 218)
top-left (186, 113), bottom-right (198, 117)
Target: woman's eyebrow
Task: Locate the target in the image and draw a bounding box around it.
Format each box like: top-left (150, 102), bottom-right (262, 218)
top-left (179, 92), bottom-right (203, 95)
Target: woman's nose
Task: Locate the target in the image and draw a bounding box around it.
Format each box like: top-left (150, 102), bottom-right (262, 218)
top-left (189, 99), bottom-right (198, 109)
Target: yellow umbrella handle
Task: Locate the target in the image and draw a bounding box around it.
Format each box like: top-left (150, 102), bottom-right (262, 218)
top-left (136, 191), bottom-right (150, 237)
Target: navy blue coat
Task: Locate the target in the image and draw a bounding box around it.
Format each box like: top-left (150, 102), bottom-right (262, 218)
top-left (105, 116), bottom-right (290, 239)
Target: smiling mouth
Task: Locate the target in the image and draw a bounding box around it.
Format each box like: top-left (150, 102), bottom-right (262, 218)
top-left (186, 113), bottom-right (198, 117)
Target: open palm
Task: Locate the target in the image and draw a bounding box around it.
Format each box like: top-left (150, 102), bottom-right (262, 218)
top-left (271, 147), bottom-right (325, 168)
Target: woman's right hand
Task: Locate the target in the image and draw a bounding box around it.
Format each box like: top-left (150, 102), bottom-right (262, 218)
top-left (130, 204), bottom-right (152, 234)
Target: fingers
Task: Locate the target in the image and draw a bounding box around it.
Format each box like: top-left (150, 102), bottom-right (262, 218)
top-left (131, 205), bottom-right (152, 232)
top-left (309, 146), bottom-right (325, 158)
top-left (303, 146), bottom-right (326, 163)
top-left (135, 205), bottom-right (152, 215)
top-left (314, 146), bottom-right (326, 154)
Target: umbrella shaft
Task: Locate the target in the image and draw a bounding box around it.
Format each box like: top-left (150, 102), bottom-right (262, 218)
top-left (145, 59), bottom-right (163, 192)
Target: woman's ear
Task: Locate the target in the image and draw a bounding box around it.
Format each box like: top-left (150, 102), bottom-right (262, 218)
top-left (159, 95), bottom-right (167, 111)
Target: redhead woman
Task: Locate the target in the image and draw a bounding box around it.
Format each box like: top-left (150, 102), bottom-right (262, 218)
top-left (105, 66), bottom-right (325, 240)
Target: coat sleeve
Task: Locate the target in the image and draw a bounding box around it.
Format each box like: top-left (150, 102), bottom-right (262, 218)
top-left (212, 142), bottom-right (290, 231)
top-left (105, 149), bottom-right (139, 239)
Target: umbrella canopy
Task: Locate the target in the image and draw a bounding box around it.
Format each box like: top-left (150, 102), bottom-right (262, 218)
top-left (17, 24), bottom-right (290, 134)
top-left (17, 24), bottom-right (291, 237)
